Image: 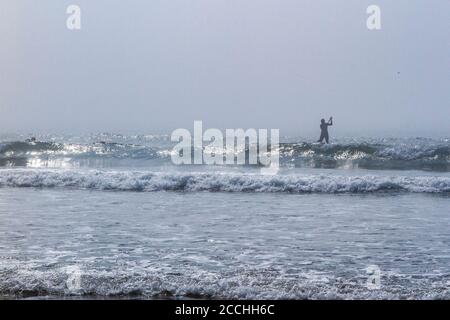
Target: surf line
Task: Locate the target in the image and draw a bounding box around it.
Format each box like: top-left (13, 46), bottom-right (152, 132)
top-left (170, 121), bottom-right (279, 173)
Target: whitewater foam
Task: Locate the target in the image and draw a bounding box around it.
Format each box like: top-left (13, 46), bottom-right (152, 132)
top-left (1, 259), bottom-right (449, 299)
top-left (0, 169), bottom-right (448, 193)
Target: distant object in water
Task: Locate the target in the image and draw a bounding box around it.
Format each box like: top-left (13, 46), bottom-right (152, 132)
top-left (317, 117), bottom-right (333, 144)
top-left (25, 137), bottom-right (37, 143)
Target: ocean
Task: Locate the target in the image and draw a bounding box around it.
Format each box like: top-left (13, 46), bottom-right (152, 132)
top-left (0, 133), bottom-right (449, 299)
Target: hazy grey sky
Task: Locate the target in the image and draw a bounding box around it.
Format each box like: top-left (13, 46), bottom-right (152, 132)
top-left (1, 0), bottom-right (449, 136)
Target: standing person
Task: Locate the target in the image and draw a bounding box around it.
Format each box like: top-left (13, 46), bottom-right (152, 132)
top-left (317, 117), bottom-right (333, 144)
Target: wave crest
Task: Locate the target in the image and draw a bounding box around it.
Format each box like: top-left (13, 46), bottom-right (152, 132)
top-left (0, 169), bottom-right (448, 193)
top-left (1, 139), bottom-right (449, 172)
top-left (280, 142), bottom-right (450, 171)
top-left (0, 141), bottom-right (160, 158)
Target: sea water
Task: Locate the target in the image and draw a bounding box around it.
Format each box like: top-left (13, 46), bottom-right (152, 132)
top-left (0, 134), bottom-right (449, 299)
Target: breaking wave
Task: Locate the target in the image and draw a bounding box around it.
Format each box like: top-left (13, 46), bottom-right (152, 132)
top-left (1, 138), bottom-right (449, 172)
top-left (0, 141), bottom-right (163, 168)
top-left (1, 263), bottom-right (449, 299)
top-left (279, 141), bottom-right (450, 171)
top-left (0, 141), bottom-right (159, 159)
top-left (0, 169), bottom-right (448, 193)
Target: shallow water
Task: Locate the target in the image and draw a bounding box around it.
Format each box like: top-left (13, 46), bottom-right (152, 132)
top-left (0, 187), bottom-right (449, 299)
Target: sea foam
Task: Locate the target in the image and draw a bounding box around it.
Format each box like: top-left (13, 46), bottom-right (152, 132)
top-left (0, 169), bottom-right (448, 193)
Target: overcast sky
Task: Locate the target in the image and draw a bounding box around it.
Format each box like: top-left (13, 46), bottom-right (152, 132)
top-left (0, 0), bottom-right (449, 137)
